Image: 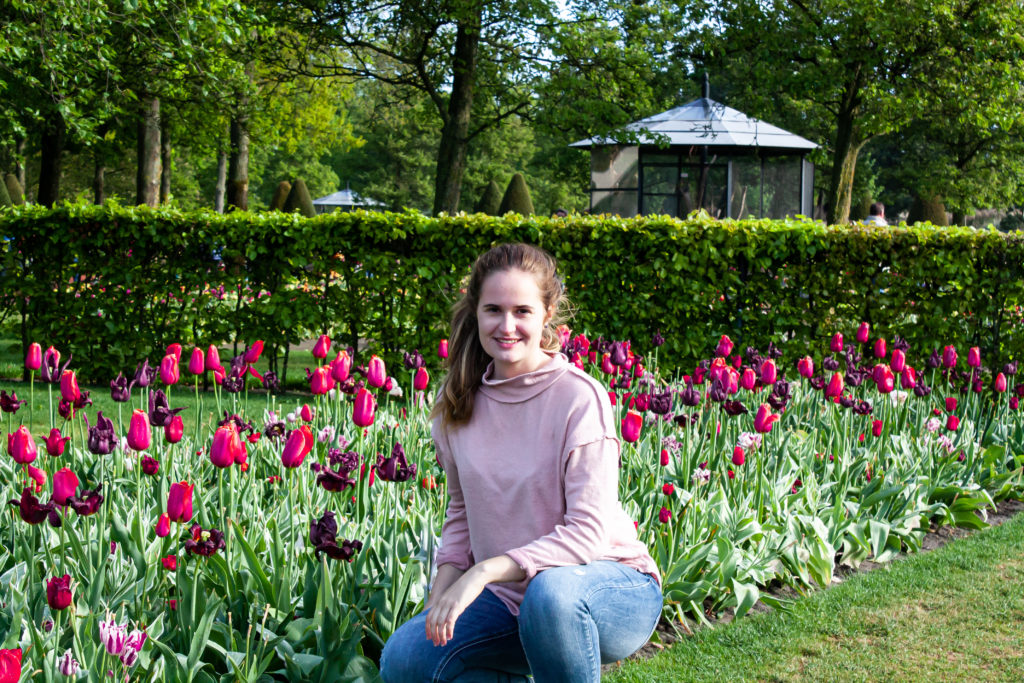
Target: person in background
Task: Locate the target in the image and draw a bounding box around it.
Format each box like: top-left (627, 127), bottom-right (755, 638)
top-left (864, 202), bottom-right (887, 226)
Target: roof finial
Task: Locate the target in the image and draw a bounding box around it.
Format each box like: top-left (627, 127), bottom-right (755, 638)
top-left (702, 72), bottom-right (710, 100)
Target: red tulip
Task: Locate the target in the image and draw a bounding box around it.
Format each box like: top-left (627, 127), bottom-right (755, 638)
top-left (188, 347), bottom-right (205, 375)
top-left (300, 404), bottom-right (313, 422)
top-left (127, 409), bottom-right (151, 451)
top-left (25, 343), bottom-right (42, 371)
top-left (166, 343), bottom-right (183, 361)
top-left (601, 353), bottom-right (615, 375)
top-left (59, 370), bottom-right (80, 402)
top-left (760, 359), bottom-right (777, 384)
top-left (658, 507), bottom-right (672, 524)
top-left (830, 333), bottom-right (844, 353)
top-left (0, 648), bottom-right (22, 683)
top-left (414, 366), bottom-right (430, 391)
top-left (633, 363), bottom-right (645, 378)
top-left (353, 387), bottom-right (375, 427)
top-left (740, 368), bottom-right (756, 391)
top-left (167, 482), bottom-right (194, 523)
top-left (367, 354), bottom-right (387, 388)
top-left (155, 513), bottom-right (171, 538)
top-left (715, 334), bottom-right (734, 358)
top-left (206, 345), bottom-right (222, 372)
top-left (873, 364), bottom-right (895, 394)
top-left (52, 467), bottom-right (79, 506)
top-left (46, 574), bottom-right (73, 611)
top-left (856, 322), bottom-right (870, 344)
top-left (7, 425), bottom-right (37, 464)
top-left (310, 366), bottom-right (334, 395)
top-left (281, 425), bottom-right (314, 468)
top-left (160, 354), bottom-right (179, 385)
top-left (942, 345), bottom-right (958, 368)
top-left (753, 404), bottom-right (779, 433)
top-left (890, 349), bottom-right (906, 373)
top-left (330, 350), bottom-right (351, 382)
top-left (438, 339), bottom-right (449, 359)
top-left (995, 372), bottom-right (1008, 393)
top-left (243, 340), bottom-right (264, 364)
top-left (945, 397), bottom-right (958, 412)
top-left (161, 555), bottom-right (177, 570)
top-left (1012, 396), bottom-right (1020, 410)
top-left (872, 419), bottom-right (883, 437)
top-left (900, 367), bottom-right (917, 390)
top-left (571, 353), bottom-right (584, 370)
top-left (313, 334), bottom-right (331, 359)
top-left (27, 465), bottom-right (45, 493)
top-left (732, 446), bottom-right (745, 466)
top-left (165, 414), bottom-right (184, 443)
top-left (210, 424), bottom-right (243, 468)
top-left (45, 428), bottom-right (70, 457)
top-left (662, 482), bottom-right (675, 496)
top-left (660, 449), bottom-right (669, 466)
top-left (967, 346), bottom-right (981, 368)
top-left (797, 356), bottom-right (814, 379)
top-left (873, 337), bottom-right (887, 359)
top-left (825, 373), bottom-right (844, 399)
top-left (947, 415), bottom-right (960, 431)
top-left (621, 410), bottom-right (642, 443)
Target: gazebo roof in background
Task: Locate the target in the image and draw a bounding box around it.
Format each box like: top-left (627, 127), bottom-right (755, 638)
top-left (569, 98), bottom-right (818, 151)
top-left (312, 186), bottom-right (381, 208)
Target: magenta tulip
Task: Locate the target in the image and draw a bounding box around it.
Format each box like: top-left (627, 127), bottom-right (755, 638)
top-left (760, 359), bottom-right (777, 385)
top-left (46, 574), bottom-right (73, 611)
top-left (872, 419), bottom-right (883, 437)
top-left (281, 426), bottom-right (314, 468)
top-left (155, 513), bottom-right (171, 538)
top-left (205, 345), bottom-right (221, 372)
top-left (890, 349), bottom-right (906, 373)
top-left (753, 404), bottom-right (779, 433)
top-left (900, 367), bottom-right (917, 390)
top-left (942, 345), bottom-right (958, 368)
top-left (167, 482), bottom-right (194, 523)
top-left (797, 356), bottom-right (814, 379)
top-left (856, 322), bottom-right (870, 344)
top-left (946, 396), bottom-right (957, 412)
top-left (45, 428), bottom-right (70, 457)
top-left (51, 467), bottom-right (79, 506)
top-left (126, 409), bottom-right (151, 451)
top-left (732, 447), bottom-right (745, 466)
top-left (310, 366), bottom-right (334, 395)
top-left (874, 365), bottom-right (895, 394)
top-left (7, 425), bottom-right (37, 464)
top-left (414, 366), bottom-right (429, 391)
top-left (160, 354), bottom-right (179, 385)
top-left (243, 340), bottom-right (264, 364)
top-left (830, 333), bottom-right (844, 353)
top-left (59, 370), bottom-right (80, 402)
top-left (947, 415), bottom-right (960, 431)
top-left (210, 424), bottom-right (243, 468)
top-left (740, 368), bottom-right (756, 391)
top-left (621, 410), bottom-right (642, 443)
top-left (995, 372), bottom-right (1008, 393)
top-left (300, 404), bottom-right (313, 422)
top-left (330, 350), bottom-right (351, 382)
top-left (715, 334), bottom-right (734, 358)
top-left (166, 343), bottom-right (182, 361)
top-left (367, 354), bottom-right (387, 388)
top-left (188, 347), bottom-right (205, 375)
top-left (353, 388), bottom-right (375, 427)
top-left (967, 346), bottom-right (981, 368)
top-left (25, 343), bottom-right (41, 371)
top-left (658, 506), bottom-right (672, 524)
top-left (165, 414), bottom-right (184, 444)
top-left (438, 339), bottom-right (449, 359)
top-left (313, 334), bottom-right (331, 359)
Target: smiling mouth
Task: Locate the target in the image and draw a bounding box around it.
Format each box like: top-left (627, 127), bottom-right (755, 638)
top-left (495, 338), bottom-right (519, 345)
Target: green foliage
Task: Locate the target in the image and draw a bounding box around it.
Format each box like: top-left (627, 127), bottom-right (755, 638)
top-left (498, 173), bottom-right (534, 215)
top-left (907, 196), bottom-right (949, 226)
top-left (269, 180), bottom-right (292, 211)
top-left (4, 174), bottom-right (24, 205)
top-left (999, 212), bottom-right (1024, 233)
top-left (473, 180), bottom-right (503, 215)
top-left (283, 178), bottom-right (316, 217)
top-left (0, 177), bottom-right (10, 207)
top-left (3, 205), bottom-right (1024, 382)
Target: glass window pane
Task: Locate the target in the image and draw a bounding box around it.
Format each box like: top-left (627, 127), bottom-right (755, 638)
top-left (730, 157), bottom-right (763, 219)
top-left (764, 156), bottom-right (801, 218)
top-left (642, 165), bottom-right (679, 194)
top-left (641, 194), bottom-right (678, 217)
top-left (591, 190), bottom-right (638, 217)
top-left (591, 146), bottom-right (639, 190)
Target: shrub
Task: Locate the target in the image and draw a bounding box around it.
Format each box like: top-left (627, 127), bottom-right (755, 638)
top-left (284, 179), bottom-right (316, 217)
top-left (4, 174), bottom-right (24, 205)
top-left (269, 180), bottom-right (292, 211)
top-left (498, 173), bottom-right (534, 215)
top-left (474, 180), bottom-right (503, 215)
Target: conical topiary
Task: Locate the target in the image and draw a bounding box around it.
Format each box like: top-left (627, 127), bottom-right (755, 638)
top-left (907, 195), bottom-right (948, 226)
top-left (497, 173), bottom-right (534, 216)
top-left (269, 180), bottom-right (292, 211)
top-left (4, 174), bottom-right (25, 205)
top-left (474, 180), bottom-right (503, 215)
top-left (283, 178), bottom-right (316, 218)
top-left (0, 176), bottom-right (11, 207)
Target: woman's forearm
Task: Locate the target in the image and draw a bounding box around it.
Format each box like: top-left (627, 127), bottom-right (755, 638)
top-left (426, 563), bottom-right (466, 609)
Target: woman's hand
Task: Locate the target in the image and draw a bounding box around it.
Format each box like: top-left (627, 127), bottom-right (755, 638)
top-left (424, 555), bottom-right (526, 647)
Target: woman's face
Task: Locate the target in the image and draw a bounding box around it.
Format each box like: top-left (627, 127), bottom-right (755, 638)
top-left (476, 268), bottom-right (553, 380)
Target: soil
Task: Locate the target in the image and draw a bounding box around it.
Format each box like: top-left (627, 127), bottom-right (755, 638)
top-left (605, 498), bottom-right (1024, 671)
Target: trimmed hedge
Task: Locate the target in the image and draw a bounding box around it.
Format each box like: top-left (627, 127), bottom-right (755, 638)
top-left (1, 204), bottom-right (1022, 383)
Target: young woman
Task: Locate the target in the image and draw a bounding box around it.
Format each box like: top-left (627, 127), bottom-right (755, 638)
top-left (380, 243), bottom-right (661, 683)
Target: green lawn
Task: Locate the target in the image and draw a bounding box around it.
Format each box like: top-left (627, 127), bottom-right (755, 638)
top-left (606, 511), bottom-right (1024, 682)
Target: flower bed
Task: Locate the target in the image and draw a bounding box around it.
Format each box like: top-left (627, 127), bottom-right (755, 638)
top-left (1, 325), bottom-right (1023, 681)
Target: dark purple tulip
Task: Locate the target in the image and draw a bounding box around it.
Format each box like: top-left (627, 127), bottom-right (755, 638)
top-left (767, 393), bottom-right (788, 410)
top-left (67, 484), bottom-right (104, 516)
top-left (327, 448), bottom-right (360, 472)
top-left (1003, 361), bottom-right (1019, 376)
top-left (722, 400), bottom-right (748, 416)
top-left (839, 394), bottom-right (856, 408)
top-left (651, 331), bottom-right (665, 347)
top-left (403, 350), bottom-right (425, 370)
top-left (263, 420), bottom-right (287, 441)
top-left (0, 390), bottom-right (26, 414)
top-left (853, 400), bottom-right (873, 416)
top-left (914, 383), bottom-right (932, 397)
top-left (609, 342), bottom-right (629, 367)
top-left (41, 348), bottom-right (70, 384)
top-left (149, 390), bottom-right (185, 428)
top-left (708, 379), bottom-right (727, 403)
top-left (649, 390), bottom-right (673, 415)
top-left (184, 524), bottom-right (226, 557)
top-left (8, 487), bottom-right (62, 526)
top-left (134, 359), bottom-right (156, 388)
top-left (375, 443), bottom-right (416, 482)
top-left (808, 374), bottom-right (826, 391)
top-left (846, 367), bottom-right (867, 388)
top-left (73, 391), bottom-right (92, 411)
top-left (110, 373), bottom-right (134, 403)
top-left (141, 455), bottom-right (159, 476)
top-left (678, 384), bottom-right (701, 407)
top-left (766, 342), bottom-right (783, 359)
top-left (218, 411), bottom-right (254, 435)
top-left (891, 335), bottom-right (910, 352)
top-left (85, 412), bottom-right (118, 455)
top-left (822, 356), bottom-right (840, 372)
top-left (926, 349), bottom-right (941, 369)
top-left (262, 371), bottom-right (281, 392)
top-left (310, 462), bottom-right (357, 492)
top-left (309, 510), bottom-right (364, 561)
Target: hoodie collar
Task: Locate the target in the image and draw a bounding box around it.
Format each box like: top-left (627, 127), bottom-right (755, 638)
top-left (478, 353), bottom-right (570, 403)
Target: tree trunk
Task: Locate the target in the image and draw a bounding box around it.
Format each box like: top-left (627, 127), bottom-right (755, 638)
top-left (826, 109), bottom-right (864, 225)
top-left (160, 115), bottom-right (172, 204)
top-left (37, 111), bottom-right (66, 207)
top-left (93, 156), bottom-right (105, 205)
top-left (136, 95), bottom-right (161, 206)
top-left (431, 12), bottom-right (481, 215)
top-left (14, 137), bottom-right (26, 191)
top-left (215, 143), bottom-right (228, 213)
top-left (227, 113), bottom-right (250, 211)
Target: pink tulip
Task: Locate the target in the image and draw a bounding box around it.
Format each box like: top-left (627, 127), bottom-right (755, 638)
top-left (660, 449), bottom-right (669, 466)
top-left (353, 388), bottom-right (375, 427)
top-left (281, 426), bottom-right (314, 468)
top-left (330, 350), bottom-right (351, 382)
top-left (658, 507), bottom-right (672, 524)
top-left (856, 322), bottom-right (870, 344)
top-left (715, 335), bottom-right (734, 358)
top-left (900, 367), bottom-right (917, 390)
top-left (797, 356), bottom-right (814, 379)
top-left (45, 428), bottom-right (70, 457)
top-left (438, 339), bottom-right (449, 359)
top-left (740, 368), bottom-right (756, 391)
top-left (310, 366), bottom-right (334, 395)
top-left (872, 420), bottom-right (883, 437)
top-left (126, 409), bottom-right (151, 451)
top-left (414, 366), bottom-right (430, 391)
top-left (873, 338), bottom-right (887, 359)
top-left (945, 397), bottom-right (957, 412)
top-left (995, 372), bottom-right (1008, 393)
top-left (726, 368), bottom-right (740, 394)
top-left (830, 333), bottom-right (844, 353)
top-left (300, 404), bottom-right (313, 422)
top-left (52, 467), bottom-right (79, 506)
top-left (243, 340), bottom-right (264, 364)
top-left (947, 415), bottom-right (960, 431)
top-left (165, 415), bottom-right (184, 444)
top-left (313, 334), bottom-right (331, 359)
top-left (732, 447), bottom-right (745, 466)
top-left (160, 354), bottom-right (179, 385)
top-left (967, 347), bottom-right (981, 368)
top-left (188, 347), bottom-right (205, 375)
top-left (155, 513), bottom-right (170, 538)
top-left (942, 345), bottom-right (957, 368)
top-left (210, 424), bottom-right (243, 468)
top-left (874, 365), bottom-right (895, 394)
top-left (753, 404), bottom-right (779, 433)
top-left (205, 345), bottom-right (222, 372)
top-left (166, 343), bottom-right (183, 362)
top-left (621, 410), bottom-right (642, 443)
top-left (890, 349), bottom-right (906, 373)
top-left (27, 465), bottom-right (46, 493)
top-left (59, 370), bottom-right (80, 402)
top-left (760, 360), bottom-right (777, 385)
top-left (167, 482), bottom-right (194, 523)
top-left (367, 355), bottom-right (387, 388)
top-left (25, 343), bottom-right (42, 371)
top-left (601, 353), bottom-right (615, 375)
top-left (7, 425), bottom-right (37, 464)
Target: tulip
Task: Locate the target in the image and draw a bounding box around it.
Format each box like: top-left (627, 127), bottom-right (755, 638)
top-left (7, 425), bottom-right (37, 464)
top-left (658, 507), bottom-right (672, 524)
top-left (0, 390), bottom-right (25, 414)
top-left (99, 617), bottom-right (128, 657)
top-left (660, 449), bottom-right (670, 466)
top-left (967, 346), bottom-right (981, 368)
top-left (59, 370), bottom-right (80, 403)
top-left (995, 372), bottom-right (1008, 393)
top-left (313, 334), bottom-right (331, 359)
top-left (1012, 396), bottom-right (1020, 410)
top-left (0, 649), bottom-right (22, 683)
top-left (830, 333), bottom-right (844, 353)
top-left (46, 574), bottom-right (73, 611)
top-left (57, 649), bottom-right (79, 677)
top-left (161, 555), bottom-right (177, 571)
top-left (109, 372), bottom-right (133, 402)
top-left (9, 487), bottom-right (60, 526)
top-left (243, 340), bottom-right (264, 364)
top-left (309, 510), bottom-right (364, 560)
top-left (127, 409), bottom-right (151, 451)
top-left (206, 345), bottom-right (222, 372)
top-left (900, 367), bottom-right (917, 390)
top-left (310, 366), bottom-right (334, 395)
top-left (414, 366), bottom-right (430, 391)
top-left (167, 482), bottom-right (194, 523)
top-left (141, 455), bottom-right (159, 475)
top-left (825, 372), bottom-right (844, 399)
top-left (188, 347), bottom-right (205, 375)
top-left (662, 483), bottom-right (675, 496)
top-left (210, 424), bottom-right (244, 468)
top-left (184, 523), bottom-right (226, 557)
top-left (331, 350), bottom-right (352, 382)
top-left (160, 353), bottom-right (179, 385)
top-left (166, 342), bottom-right (183, 361)
top-left (300, 404), bottom-right (314, 422)
top-left (738, 368), bottom-right (755, 391)
top-left (872, 419), bottom-right (883, 437)
top-left (27, 465), bottom-right (45, 493)
top-left (155, 513), bottom-right (171, 537)
top-left (601, 353), bottom-right (616, 375)
top-left (403, 349), bottom-right (425, 370)
top-left (758, 359), bottom-right (776, 385)
top-left (856, 322), bottom-right (870, 344)
top-left (945, 396), bottom-right (957, 412)
top-left (732, 447), bottom-right (745, 466)
top-left (942, 345), bottom-right (958, 368)
top-left (67, 485), bottom-right (103, 517)
top-left (715, 334), bottom-right (733, 358)
top-left (947, 415), bottom-right (960, 431)
top-left (375, 442), bottom-right (417, 482)
top-left (165, 414), bottom-right (184, 443)
top-left (797, 356), bottom-right (814, 379)
top-left (367, 355), bottom-right (387, 388)
top-left (438, 339), bottom-right (449, 359)
top-left (25, 342), bottom-right (41, 371)
top-left (353, 388), bottom-right (375, 427)
top-left (753, 404), bottom-right (779, 433)
top-left (621, 410), bottom-right (642, 443)
top-left (52, 468), bottom-right (79, 506)
top-left (41, 346), bottom-right (61, 382)
top-left (873, 337), bottom-right (887, 359)
top-left (281, 426), bottom-right (315, 468)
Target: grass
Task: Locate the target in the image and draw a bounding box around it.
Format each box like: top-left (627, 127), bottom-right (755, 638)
top-left (605, 511), bottom-right (1024, 682)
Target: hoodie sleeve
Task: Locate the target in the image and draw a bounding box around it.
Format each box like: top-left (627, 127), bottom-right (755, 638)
top-left (431, 421), bottom-right (474, 571)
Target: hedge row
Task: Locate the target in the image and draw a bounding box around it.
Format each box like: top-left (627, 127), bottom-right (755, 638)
top-left (2, 204), bottom-right (1023, 383)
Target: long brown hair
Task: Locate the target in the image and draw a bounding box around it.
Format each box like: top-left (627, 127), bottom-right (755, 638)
top-left (432, 243), bottom-right (568, 428)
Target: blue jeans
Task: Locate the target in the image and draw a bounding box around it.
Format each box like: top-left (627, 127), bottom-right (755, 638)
top-left (379, 561), bottom-right (662, 683)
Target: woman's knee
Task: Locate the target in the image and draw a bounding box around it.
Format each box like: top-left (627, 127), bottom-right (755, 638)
top-left (380, 614), bottom-right (432, 683)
